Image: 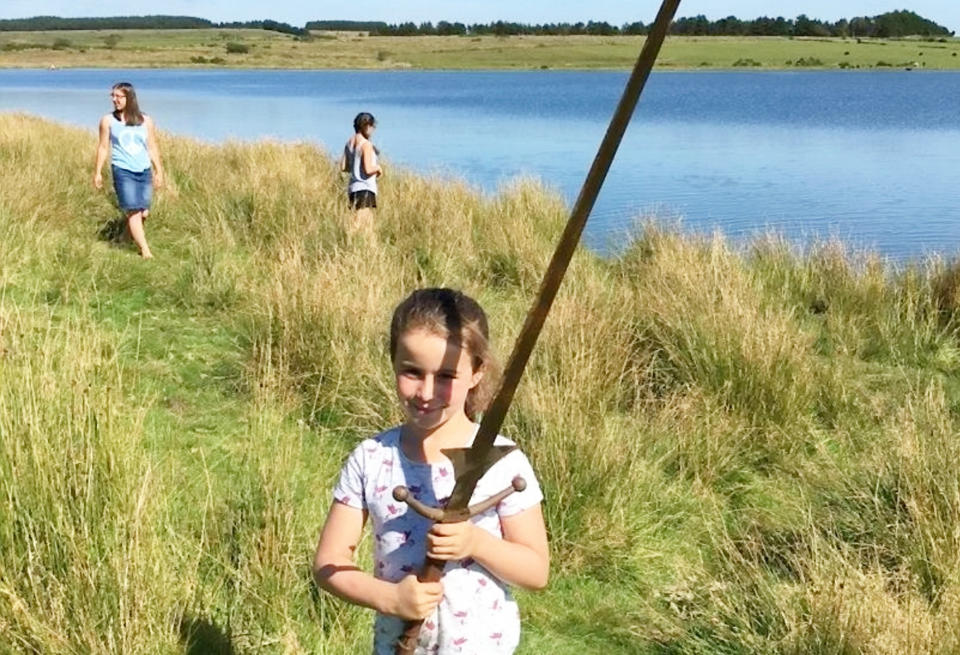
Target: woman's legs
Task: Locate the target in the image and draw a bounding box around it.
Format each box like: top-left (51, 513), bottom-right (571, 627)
top-left (353, 207), bottom-right (374, 234)
top-left (126, 210), bottom-right (153, 259)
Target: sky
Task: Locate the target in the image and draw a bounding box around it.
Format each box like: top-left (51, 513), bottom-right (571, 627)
top-left (3, 1), bottom-right (959, 34)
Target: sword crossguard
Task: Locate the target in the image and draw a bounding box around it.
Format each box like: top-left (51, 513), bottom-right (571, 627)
top-left (392, 476), bottom-right (526, 523)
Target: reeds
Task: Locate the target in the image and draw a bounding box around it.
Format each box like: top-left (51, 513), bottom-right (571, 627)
top-left (3, 113), bottom-right (960, 652)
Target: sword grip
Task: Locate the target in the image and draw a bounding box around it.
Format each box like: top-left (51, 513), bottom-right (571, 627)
top-left (392, 476), bottom-right (526, 654)
top-left (395, 558), bottom-right (445, 655)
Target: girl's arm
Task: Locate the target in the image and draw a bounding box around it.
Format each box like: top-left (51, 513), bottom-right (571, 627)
top-left (145, 116), bottom-right (165, 188)
top-left (427, 503), bottom-right (549, 590)
top-left (361, 140), bottom-right (383, 177)
top-left (93, 115), bottom-right (111, 189)
top-left (313, 501), bottom-right (443, 619)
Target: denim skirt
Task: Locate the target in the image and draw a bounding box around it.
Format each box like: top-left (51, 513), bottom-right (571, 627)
top-left (112, 165), bottom-right (153, 212)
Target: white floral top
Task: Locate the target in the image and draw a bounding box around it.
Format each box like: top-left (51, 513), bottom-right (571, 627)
top-left (333, 426), bottom-right (543, 654)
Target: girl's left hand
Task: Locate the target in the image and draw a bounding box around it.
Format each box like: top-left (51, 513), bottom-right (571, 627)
top-left (427, 521), bottom-right (481, 560)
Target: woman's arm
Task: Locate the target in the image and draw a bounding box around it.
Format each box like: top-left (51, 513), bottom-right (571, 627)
top-left (93, 115), bottom-right (111, 189)
top-left (361, 140), bottom-right (383, 177)
top-left (427, 504), bottom-right (550, 590)
top-left (145, 116), bottom-right (165, 188)
top-left (313, 501), bottom-right (443, 619)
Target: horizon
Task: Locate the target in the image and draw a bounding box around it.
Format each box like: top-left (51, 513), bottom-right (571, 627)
top-left (2, 2), bottom-right (959, 34)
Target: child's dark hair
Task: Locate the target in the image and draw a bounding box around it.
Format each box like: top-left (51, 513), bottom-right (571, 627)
top-left (353, 112), bottom-right (376, 134)
top-left (112, 82), bottom-right (144, 126)
top-left (390, 288), bottom-right (498, 421)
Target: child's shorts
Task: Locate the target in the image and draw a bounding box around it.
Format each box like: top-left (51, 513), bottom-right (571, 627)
top-left (112, 165), bottom-right (153, 212)
top-left (348, 190), bottom-right (377, 209)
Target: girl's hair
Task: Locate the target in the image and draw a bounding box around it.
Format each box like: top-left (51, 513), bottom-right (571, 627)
top-left (112, 82), bottom-right (144, 126)
top-left (390, 288), bottom-right (498, 421)
top-left (353, 112), bottom-right (376, 134)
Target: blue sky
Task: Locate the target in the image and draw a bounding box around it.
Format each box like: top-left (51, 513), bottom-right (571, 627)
top-left (4, 1), bottom-right (959, 33)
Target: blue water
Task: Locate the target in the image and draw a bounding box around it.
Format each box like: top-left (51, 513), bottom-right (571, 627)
top-left (1, 68), bottom-right (959, 258)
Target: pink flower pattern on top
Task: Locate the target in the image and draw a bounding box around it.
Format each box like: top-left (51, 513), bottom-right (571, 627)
top-left (333, 426), bottom-right (542, 654)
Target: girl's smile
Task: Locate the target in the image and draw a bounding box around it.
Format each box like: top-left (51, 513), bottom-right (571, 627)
top-left (393, 328), bottom-right (482, 439)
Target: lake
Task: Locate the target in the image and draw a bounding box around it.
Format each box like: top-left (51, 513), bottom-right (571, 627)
top-left (1, 68), bottom-right (959, 259)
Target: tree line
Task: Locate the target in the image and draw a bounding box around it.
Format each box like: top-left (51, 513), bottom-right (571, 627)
top-left (0, 11), bottom-right (952, 38)
top-left (0, 15), bottom-right (308, 36)
top-left (327, 11), bottom-right (952, 37)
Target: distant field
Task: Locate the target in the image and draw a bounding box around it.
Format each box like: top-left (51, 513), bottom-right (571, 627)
top-left (1, 29), bottom-right (959, 70)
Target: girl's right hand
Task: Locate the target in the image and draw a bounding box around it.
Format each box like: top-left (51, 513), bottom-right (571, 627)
top-left (93, 172), bottom-right (103, 190)
top-left (391, 574), bottom-right (443, 619)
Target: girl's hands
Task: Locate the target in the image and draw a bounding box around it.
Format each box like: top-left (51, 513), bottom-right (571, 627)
top-left (427, 521), bottom-right (482, 561)
top-left (392, 574), bottom-right (443, 620)
top-left (93, 172), bottom-right (103, 190)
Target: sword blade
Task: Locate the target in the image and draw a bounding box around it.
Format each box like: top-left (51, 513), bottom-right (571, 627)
top-left (396, 3), bottom-right (682, 651)
top-left (446, 0), bottom-right (682, 508)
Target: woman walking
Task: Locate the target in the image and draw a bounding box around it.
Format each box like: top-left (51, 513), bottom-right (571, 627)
top-left (93, 82), bottom-right (165, 259)
top-left (340, 111), bottom-right (382, 232)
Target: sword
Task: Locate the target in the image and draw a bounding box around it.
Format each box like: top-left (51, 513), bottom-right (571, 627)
top-left (393, 2), bottom-right (681, 651)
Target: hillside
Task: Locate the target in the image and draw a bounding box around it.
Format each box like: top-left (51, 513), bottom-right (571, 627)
top-left (3, 114), bottom-right (960, 653)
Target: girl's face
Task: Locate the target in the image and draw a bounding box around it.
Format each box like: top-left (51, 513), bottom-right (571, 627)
top-left (393, 328), bottom-right (482, 435)
top-left (110, 89), bottom-right (127, 112)
top-left (361, 124), bottom-right (375, 138)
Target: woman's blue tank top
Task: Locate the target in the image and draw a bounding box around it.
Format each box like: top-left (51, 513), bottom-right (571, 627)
top-left (110, 114), bottom-right (151, 172)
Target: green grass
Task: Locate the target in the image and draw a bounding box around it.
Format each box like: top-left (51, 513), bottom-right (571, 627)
top-left (4, 113), bottom-right (960, 653)
top-left (0, 30), bottom-right (959, 70)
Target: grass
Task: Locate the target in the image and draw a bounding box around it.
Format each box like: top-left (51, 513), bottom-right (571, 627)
top-left (4, 112), bottom-right (960, 652)
top-left (0, 30), bottom-right (959, 70)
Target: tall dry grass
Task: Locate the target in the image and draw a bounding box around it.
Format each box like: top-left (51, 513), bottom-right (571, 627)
top-left (3, 113), bottom-right (960, 653)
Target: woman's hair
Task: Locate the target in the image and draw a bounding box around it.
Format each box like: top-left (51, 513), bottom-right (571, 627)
top-left (112, 82), bottom-right (144, 126)
top-left (389, 288), bottom-right (498, 421)
top-left (353, 112), bottom-right (376, 134)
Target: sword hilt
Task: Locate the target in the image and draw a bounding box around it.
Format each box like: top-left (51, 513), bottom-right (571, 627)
top-left (392, 476), bottom-right (526, 523)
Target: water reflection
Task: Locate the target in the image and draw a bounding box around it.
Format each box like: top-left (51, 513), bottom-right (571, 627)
top-left (2, 68), bottom-right (959, 259)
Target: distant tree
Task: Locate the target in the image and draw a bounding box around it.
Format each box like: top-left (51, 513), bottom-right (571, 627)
top-left (306, 20), bottom-right (388, 32)
top-left (831, 19), bottom-right (849, 37)
top-left (848, 17), bottom-right (876, 37)
top-left (793, 14), bottom-right (831, 37)
top-left (714, 16), bottom-right (745, 36)
top-left (225, 41), bottom-right (248, 53)
top-left (672, 14), bottom-right (711, 36)
top-left (218, 19), bottom-right (306, 36)
top-left (585, 21), bottom-right (618, 36)
top-left (622, 21), bottom-right (646, 35)
top-left (436, 21), bottom-right (466, 36)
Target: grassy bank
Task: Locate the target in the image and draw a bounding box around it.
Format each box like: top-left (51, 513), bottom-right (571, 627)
top-left (1, 30), bottom-right (959, 70)
top-left (4, 112), bottom-right (960, 653)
